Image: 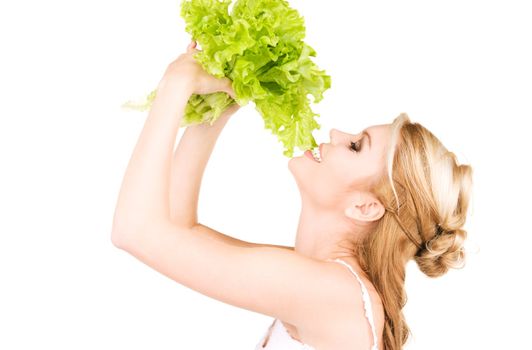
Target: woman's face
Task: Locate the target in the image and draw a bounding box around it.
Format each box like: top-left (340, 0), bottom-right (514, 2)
top-left (288, 123), bottom-right (393, 207)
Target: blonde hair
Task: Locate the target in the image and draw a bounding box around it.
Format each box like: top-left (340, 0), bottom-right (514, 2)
top-left (357, 113), bottom-right (473, 350)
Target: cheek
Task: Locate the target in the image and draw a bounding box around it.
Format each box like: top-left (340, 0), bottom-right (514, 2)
top-left (326, 156), bottom-right (356, 185)
top-left (327, 155), bottom-right (373, 188)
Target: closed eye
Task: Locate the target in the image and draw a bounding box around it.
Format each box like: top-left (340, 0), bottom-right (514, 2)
top-left (350, 140), bottom-right (362, 152)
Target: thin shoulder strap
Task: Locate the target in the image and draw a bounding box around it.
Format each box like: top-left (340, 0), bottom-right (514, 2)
top-left (327, 258), bottom-right (379, 350)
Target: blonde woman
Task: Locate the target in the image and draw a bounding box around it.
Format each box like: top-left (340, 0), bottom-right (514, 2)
top-left (111, 40), bottom-right (473, 350)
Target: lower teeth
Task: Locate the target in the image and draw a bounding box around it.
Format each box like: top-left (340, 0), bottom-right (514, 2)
top-left (311, 149), bottom-right (321, 162)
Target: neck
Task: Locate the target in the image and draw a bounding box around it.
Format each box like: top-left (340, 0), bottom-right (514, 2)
top-left (293, 201), bottom-right (368, 265)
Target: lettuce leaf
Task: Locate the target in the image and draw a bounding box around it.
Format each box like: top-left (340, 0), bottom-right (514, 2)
top-left (123, 0), bottom-right (331, 157)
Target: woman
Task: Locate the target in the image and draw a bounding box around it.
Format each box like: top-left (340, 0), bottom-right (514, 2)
top-left (111, 40), bottom-right (473, 350)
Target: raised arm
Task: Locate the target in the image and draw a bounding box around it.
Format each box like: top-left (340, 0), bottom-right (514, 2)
top-left (109, 41), bottom-right (349, 330)
top-left (169, 103), bottom-right (239, 228)
top-left (111, 40), bottom-right (236, 239)
top-left (112, 40), bottom-right (293, 250)
top-left (169, 110), bottom-right (300, 250)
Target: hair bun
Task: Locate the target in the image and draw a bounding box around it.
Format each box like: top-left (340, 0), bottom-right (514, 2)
top-left (414, 226), bottom-right (467, 278)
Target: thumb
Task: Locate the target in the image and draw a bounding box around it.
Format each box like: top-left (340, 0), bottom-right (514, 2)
top-left (187, 40), bottom-right (197, 52)
top-left (220, 77), bottom-right (236, 99)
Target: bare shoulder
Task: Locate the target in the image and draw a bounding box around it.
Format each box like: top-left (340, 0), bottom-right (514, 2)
top-left (295, 260), bottom-right (385, 349)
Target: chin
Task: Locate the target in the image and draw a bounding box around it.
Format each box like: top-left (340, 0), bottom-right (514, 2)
top-left (287, 155), bottom-right (305, 176)
top-left (288, 156), bottom-right (312, 192)
top-left (288, 157), bottom-right (330, 205)
top-left (288, 153), bottom-right (319, 171)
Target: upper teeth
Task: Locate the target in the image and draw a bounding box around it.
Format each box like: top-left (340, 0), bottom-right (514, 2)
top-left (311, 148), bottom-right (321, 162)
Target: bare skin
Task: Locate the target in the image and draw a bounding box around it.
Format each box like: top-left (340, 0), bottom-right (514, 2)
top-left (290, 125), bottom-right (394, 263)
top-left (281, 125), bottom-right (393, 347)
top-left (112, 40), bottom-right (390, 349)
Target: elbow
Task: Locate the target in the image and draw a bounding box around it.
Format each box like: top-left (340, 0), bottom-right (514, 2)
top-left (110, 220), bottom-right (137, 250)
top-left (111, 219), bottom-right (151, 251)
top-left (111, 230), bottom-right (125, 249)
top-left (111, 226), bottom-right (129, 250)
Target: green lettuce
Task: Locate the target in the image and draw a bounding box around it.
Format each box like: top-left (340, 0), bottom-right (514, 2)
top-left (122, 0), bottom-right (331, 157)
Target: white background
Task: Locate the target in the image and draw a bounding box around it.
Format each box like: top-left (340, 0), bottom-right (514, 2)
top-left (1, 0), bottom-right (530, 349)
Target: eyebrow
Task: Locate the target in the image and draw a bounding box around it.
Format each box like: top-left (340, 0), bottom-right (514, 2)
top-left (363, 130), bottom-right (372, 150)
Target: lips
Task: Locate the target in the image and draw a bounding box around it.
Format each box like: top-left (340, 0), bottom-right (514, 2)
top-left (304, 150), bottom-right (318, 162)
top-left (303, 143), bottom-right (325, 162)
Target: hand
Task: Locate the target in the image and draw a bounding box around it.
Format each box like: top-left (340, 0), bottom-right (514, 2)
top-left (157, 40), bottom-right (236, 99)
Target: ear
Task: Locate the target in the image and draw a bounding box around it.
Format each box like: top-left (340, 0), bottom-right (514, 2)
top-left (344, 193), bottom-right (385, 223)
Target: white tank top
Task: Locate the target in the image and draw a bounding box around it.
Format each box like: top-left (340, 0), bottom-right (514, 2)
top-left (254, 258), bottom-right (379, 350)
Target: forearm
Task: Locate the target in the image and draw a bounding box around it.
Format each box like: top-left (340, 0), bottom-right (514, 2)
top-left (112, 78), bottom-right (193, 236)
top-left (169, 103), bottom-right (239, 228)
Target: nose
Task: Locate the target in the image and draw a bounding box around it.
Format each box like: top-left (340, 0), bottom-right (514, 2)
top-left (329, 128), bottom-right (339, 143)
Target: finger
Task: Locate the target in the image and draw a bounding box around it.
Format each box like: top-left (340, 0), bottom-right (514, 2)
top-left (222, 78), bottom-right (236, 99)
top-left (227, 88), bottom-right (236, 100)
top-left (187, 40), bottom-right (197, 52)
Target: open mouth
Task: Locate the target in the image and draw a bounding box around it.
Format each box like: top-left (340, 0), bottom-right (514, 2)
top-left (304, 148), bottom-right (322, 162)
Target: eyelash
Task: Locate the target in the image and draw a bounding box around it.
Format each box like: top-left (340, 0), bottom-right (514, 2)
top-left (350, 140), bottom-right (362, 152)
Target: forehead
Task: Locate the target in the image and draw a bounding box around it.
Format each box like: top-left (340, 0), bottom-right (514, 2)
top-left (365, 123), bottom-right (392, 143)
top-left (366, 124), bottom-right (396, 166)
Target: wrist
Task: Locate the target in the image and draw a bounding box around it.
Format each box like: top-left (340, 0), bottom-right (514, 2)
top-left (157, 73), bottom-right (195, 97)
